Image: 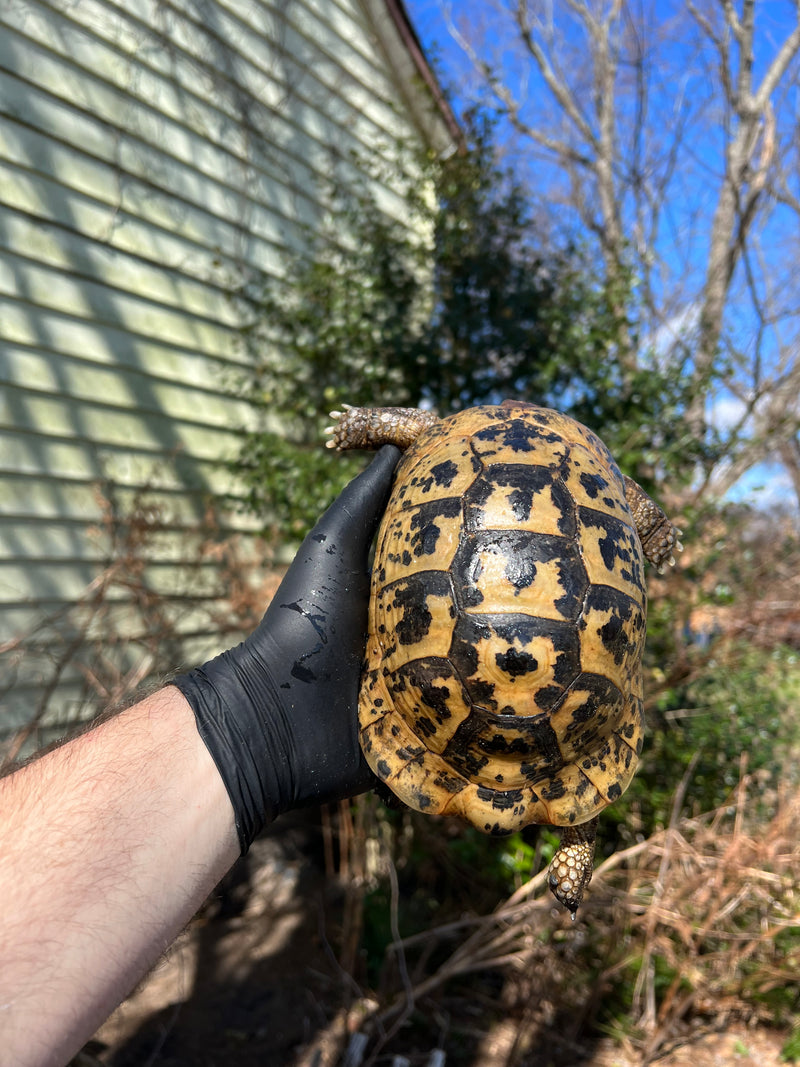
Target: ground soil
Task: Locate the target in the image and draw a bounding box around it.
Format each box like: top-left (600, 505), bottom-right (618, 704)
top-left (73, 813), bottom-right (792, 1067)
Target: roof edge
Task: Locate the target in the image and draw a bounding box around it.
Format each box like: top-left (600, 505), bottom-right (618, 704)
top-left (382, 0), bottom-right (462, 149)
top-left (362, 0), bottom-right (462, 155)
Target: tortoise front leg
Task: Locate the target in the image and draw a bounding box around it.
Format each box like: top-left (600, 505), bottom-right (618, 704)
top-left (325, 405), bottom-right (440, 452)
top-left (623, 475), bottom-right (682, 571)
top-left (548, 817), bottom-right (598, 917)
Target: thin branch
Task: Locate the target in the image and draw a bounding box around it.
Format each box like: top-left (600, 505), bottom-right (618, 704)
top-left (444, 11), bottom-right (594, 168)
top-left (514, 0), bottom-right (599, 149)
top-left (751, 23), bottom-right (800, 114)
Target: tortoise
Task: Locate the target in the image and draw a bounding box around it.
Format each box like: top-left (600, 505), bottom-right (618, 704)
top-left (326, 400), bottom-right (680, 914)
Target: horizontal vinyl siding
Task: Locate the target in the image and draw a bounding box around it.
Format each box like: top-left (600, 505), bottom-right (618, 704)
top-left (0, 0), bottom-right (449, 743)
top-left (2, 0), bottom-right (415, 227)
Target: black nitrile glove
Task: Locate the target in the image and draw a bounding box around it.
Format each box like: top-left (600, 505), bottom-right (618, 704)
top-left (173, 446), bottom-right (400, 854)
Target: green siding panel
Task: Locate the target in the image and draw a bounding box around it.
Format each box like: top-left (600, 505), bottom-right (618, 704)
top-left (0, 0), bottom-right (453, 742)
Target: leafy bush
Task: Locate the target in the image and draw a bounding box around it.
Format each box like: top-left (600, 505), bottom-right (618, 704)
top-left (233, 110), bottom-right (698, 540)
top-left (616, 643), bottom-right (800, 843)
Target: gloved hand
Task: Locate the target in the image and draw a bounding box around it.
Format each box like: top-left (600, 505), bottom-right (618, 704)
top-left (173, 446), bottom-right (400, 853)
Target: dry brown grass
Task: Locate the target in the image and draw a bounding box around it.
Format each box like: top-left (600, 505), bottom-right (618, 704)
top-left (303, 775), bottom-right (799, 1067)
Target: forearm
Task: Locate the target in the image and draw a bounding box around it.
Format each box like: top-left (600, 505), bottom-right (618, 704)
top-left (0, 687), bottom-right (238, 1067)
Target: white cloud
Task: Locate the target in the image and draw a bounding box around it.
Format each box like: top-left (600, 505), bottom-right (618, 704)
top-left (707, 393), bottom-right (748, 433)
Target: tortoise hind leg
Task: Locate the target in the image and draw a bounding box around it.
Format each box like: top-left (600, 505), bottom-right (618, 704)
top-left (326, 405), bottom-right (440, 452)
top-left (548, 816), bottom-right (598, 917)
top-left (623, 475), bottom-right (682, 571)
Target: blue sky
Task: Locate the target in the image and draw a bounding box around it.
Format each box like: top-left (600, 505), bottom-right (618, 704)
top-left (403, 1), bottom-right (800, 512)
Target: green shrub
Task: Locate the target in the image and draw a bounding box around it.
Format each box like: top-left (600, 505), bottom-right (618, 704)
top-left (618, 643), bottom-right (800, 842)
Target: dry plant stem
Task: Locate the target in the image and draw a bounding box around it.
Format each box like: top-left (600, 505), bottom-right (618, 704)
top-left (0, 567), bottom-right (118, 770)
top-left (339, 798), bottom-right (367, 980)
top-left (634, 750), bottom-right (701, 1023)
top-left (390, 835), bottom-right (657, 958)
top-left (0, 627), bottom-right (86, 768)
top-left (2, 473), bottom-right (268, 775)
top-left (321, 803), bottom-right (336, 879)
top-left (389, 853), bottom-right (413, 1005)
top-left (363, 854), bottom-right (415, 1066)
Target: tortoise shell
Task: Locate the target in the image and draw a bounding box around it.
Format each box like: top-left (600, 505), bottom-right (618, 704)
top-left (358, 403), bottom-right (647, 835)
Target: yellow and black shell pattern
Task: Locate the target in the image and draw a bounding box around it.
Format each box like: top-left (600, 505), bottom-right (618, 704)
top-left (359, 404), bottom-right (647, 834)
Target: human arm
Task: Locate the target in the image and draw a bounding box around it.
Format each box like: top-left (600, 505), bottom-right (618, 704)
top-left (0, 446), bottom-right (399, 1067)
top-left (0, 687), bottom-right (238, 1067)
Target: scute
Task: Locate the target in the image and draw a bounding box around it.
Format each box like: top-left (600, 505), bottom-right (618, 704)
top-left (359, 404), bottom-right (647, 832)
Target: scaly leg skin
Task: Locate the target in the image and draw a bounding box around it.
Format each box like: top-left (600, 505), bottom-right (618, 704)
top-left (548, 817), bottom-right (598, 918)
top-left (325, 405), bottom-right (440, 452)
top-left (623, 475), bottom-right (683, 571)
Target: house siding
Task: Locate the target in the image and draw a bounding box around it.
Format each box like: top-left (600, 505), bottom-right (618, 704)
top-left (0, 0), bottom-right (452, 743)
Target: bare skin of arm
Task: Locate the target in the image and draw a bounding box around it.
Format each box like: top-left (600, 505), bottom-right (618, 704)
top-left (0, 447), bottom-right (398, 1066)
top-left (0, 687), bottom-right (238, 1067)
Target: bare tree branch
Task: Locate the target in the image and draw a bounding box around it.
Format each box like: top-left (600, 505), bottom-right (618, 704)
top-left (448, 0), bottom-right (800, 506)
top-left (515, 0), bottom-right (598, 149)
